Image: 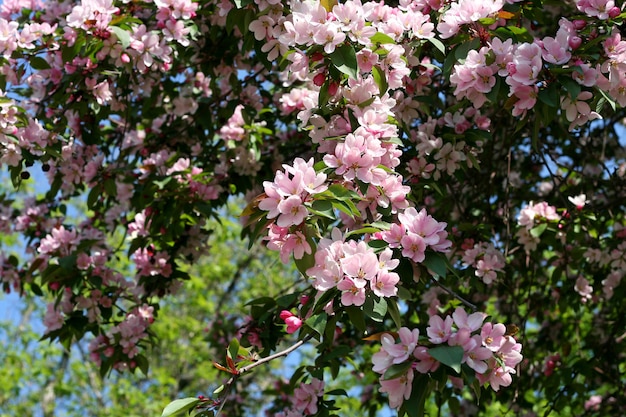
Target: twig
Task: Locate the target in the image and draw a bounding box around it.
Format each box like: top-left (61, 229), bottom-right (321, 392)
top-left (430, 277), bottom-right (477, 311)
top-left (214, 334), bottom-right (314, 417)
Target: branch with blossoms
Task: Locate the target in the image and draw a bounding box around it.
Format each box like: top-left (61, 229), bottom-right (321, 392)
top-left (1, 0), bottom-right (626, 415)
top-left (370, 308), bottom-right (522, 412)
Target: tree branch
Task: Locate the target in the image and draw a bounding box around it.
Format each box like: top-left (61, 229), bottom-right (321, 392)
top-left (214, 334), bottom-right (314, 416)
top-left (430, 277), bottom-right (477, 311)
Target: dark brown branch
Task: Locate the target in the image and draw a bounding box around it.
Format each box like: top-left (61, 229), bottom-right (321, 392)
top-left (214, 334), bottom-right (314, 417)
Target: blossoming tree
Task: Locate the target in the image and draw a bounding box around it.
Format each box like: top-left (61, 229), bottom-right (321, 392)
top-left (1, 0), bottom-right (625, 415)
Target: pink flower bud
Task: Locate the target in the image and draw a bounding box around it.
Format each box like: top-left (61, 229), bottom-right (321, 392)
top-left (279, 310), bottom-right (294, 320)
top-left (569, 36), bottom-right (582, 50)
top-left (608, 7), bottom-right (620, 19)
top-left (328, 81), bottom-right (339, 96)
top-left (313, 72), bottom-right (326, 87)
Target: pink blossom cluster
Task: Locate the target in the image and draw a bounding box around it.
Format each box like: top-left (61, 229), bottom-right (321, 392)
top-left (133, 246), bottom-right (173, 279)
top-left (576, 0), bottom-right (620, 20)
top-left (306, 235), bottom-right (400, 306)
top-left (584, 239), bottom-right (625, 300)
top-left (259, 157), bottom-right (328, 228)
top-left (461, 241), bottom-right (506, 284)
top-left (66, 0), bottom-right (119, 32)
top-left (218, 104), bottom-right (246, 142)
top-left (437, 0), bottom-right (524, 39)
top-left (516, 201), bottom-right (561, 251)
top-left (276, 377), bottom-right (325, 417)
top-left (574, 275), bottom-right (594, 302)
top-left (381, 207), bottom-right (451, 263)
top-left (372, 308), bottom-right (523, 409)
top-left (166, 157), bottom-right (222, 201)
top-left (270, 0), bottom-right (436, 54)
top-left (407, 111), bottom-right (487, 181)
top-left (323, 131), bottom-right (394, 186)
top-left (89, 304), bottom-right (155, 369)
top-left (446, 11), bottom-right (626, 125)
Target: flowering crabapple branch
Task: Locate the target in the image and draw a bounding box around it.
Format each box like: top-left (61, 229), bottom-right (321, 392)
top-left (213, 334), bottom-right (315, 415)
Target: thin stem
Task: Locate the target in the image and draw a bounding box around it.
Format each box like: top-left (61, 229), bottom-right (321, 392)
top-left (431, 277), bottom-right (477, 311)
top-left (214, 334), bottom-right (314, 417)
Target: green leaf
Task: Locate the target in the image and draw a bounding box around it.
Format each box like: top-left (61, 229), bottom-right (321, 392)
top-left (363, 296), bottom-right (387, 322)
top-left (345, 226), bottom-right (383, 238)
top-left (294, 243), bottom-right (316, 277)
top-left (134, 354), bottom-right (149, 375)
top-left (530, 223), bottom-right (548, 238)
top-left (326, 388), bottom-right (348, 396)
top-left (345, 306), bottom-right (366, 332)
top-left (422, 252), bottom-right (447, 278)
top-left (426, 37), bottom-right (446, 55)
top-left (324, 183), bottom-right (360, 201)
top-left (276, 292), bottom-right (298, 308)
top-left (305, 312), bottom-right (328, 337)
top-left (87, 185), bottom-right (101, 209)
top-left (597, 87), bottom-right (616, 111)
top-left (309, 199), bottom-right (335, 219)
top-left (428, 345), bottom-right (464, 373)
top-left (400, 373), bottom-right (429, 417)
top-left (30, 282), bottom-right (44, 297)
top-left (372, 65), bottom-right (388, 94)
top-left (29, 56), bottom-right (51, 70)
top-left (485, 76), bottom-right (501, 103)
top-left (110, 26), bottom-right (131, 49)
top-left (538, 81), bottom-right (559, 108)
top-left (370, 32), bottom-right (395, 45)
top-left (318, 79), bottom-right (331, 107)
top-left (478, 17), bottom-right (497, 25)
top-left (505, 25), bottom-right (533, 43)
top-left (387, 298), bottom-right (402, 329)
top-left (558, 75), bottom-right (581, 100)
top-left (329, 43), bottom-right (358, 80)
top-left (228, 338), bottom-right (240, 360)
top-left (331, 200), bottom-right (361, 218)
top-left (383, 361), bottom-right (413, 381)
top-left (161, 398), bottom-right (202, 417)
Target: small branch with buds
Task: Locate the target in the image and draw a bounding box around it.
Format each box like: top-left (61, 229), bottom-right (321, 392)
top-left (213, 334), bottom-right (314, 416)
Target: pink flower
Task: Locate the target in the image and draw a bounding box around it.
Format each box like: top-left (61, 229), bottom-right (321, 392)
top-left (43, 303), bottom-right (64, 333)
top-left (379, 368), bottom-right (414, 409)
top-left (400, 233), bottom-right (427, 262)
top-left (279, 310), bottom-right (303, 334)
top-left (480, 322), bottom-right (506, 351)
top-left (576, 0), bottom-right (615, 19)
top-left (248, 15), bottom-right (275, 41)
top-left (276, 195), bottom-right (307, 227)
top-left (568, 193), bottom-right (589, 209)
top-left (371, 271), bottom-right (399, 297)
top-left (413, 346), bottom-right (439, 373)
top-left (574, 276), bottom-right (593, 302)
top-left (462, 335), bottom-right (492, 374)
top-left (293, 378), bottom-right (324, 415)
top-left (487, 365), bottom-right (514, 391)
top-left (341, 250), bottom-right (379, 281)
top-left (384, 327), bottom-right (421, 364)
top-left (584, 395), bottom-right (603, 411)
top-left (426, 314), bottom-right (453, 344)
top-left (282, 231), bottom-right (312, 261)
top-left (372, 333), bottom-right (395, 373)
top-left (337, 277), bottom-right (367, 306)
